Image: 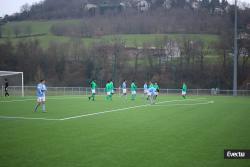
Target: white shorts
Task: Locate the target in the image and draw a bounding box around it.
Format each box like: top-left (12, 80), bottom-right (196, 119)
top-left (91, 89), bottom-right (96, 94)
top-left (122, 89), bottom-right (127, 94)
top-left (182, 91), bottom-right (186, 95)
top-left (147, 91), bottom-right (151, 96)
top-left (155, 92), bottom-right (159, 95)
top-left (37, 96), bottom-right (45, 102)
top-left (107, 92), bottom-right (111, 96)
top-left (131, 91), bottom-right (136, 95)
top-left (144, 89), bottom-right (148, 94)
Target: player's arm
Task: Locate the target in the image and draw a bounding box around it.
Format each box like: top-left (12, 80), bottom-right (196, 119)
top-left (41, 85), bottom-right (47, 92)
top-left (38, 85), bottom-right (43, 94)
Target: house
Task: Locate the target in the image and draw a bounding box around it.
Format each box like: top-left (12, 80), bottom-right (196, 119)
top-left (84, 3), bottom-right (98, 16)
top-left (136, 0), bottom-right (150, 12)
top-left (239, 32), bottom-right (250, 40)
top-left (246, 23), bottom-right (250, 30)
top-left (163, 0), bottom-right (171, 9)
top-left (124, 41), bottom-right (181, 63)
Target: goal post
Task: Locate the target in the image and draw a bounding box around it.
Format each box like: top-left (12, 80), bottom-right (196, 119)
top-left (0, 71), bottom-right (24, 97)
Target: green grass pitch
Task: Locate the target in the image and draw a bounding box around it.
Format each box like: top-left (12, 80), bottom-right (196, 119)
top-left (0, 95), bottom-right (249, 167)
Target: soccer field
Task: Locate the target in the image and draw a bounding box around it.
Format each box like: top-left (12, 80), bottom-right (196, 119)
top-left (0, 95), bottom-right (249, 167)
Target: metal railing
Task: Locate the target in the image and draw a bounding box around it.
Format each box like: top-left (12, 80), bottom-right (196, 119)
top-left (1, 86), bottom-right (250, 97)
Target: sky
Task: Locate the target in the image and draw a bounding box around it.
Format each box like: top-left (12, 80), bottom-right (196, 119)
top-left (0, 0), bottom-right (249, 17)
top-left (0, 0), bottom-right (42, 17)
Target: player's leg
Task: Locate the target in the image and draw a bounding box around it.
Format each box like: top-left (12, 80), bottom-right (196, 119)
top-left (88, 92), bottom-right (92, 100)
top-left (42, 97), bottom-right (46, 112)
top-left (154, 92), bottom-right (158, 100)
top-left (42, 102), bottom-right (46, 112)
top-left (109, 92), bottom-right (113, 101)
top-left (34, 102), bottom-right (40, 112)
top-left (122, 89), bottom-right (127, 99)
top-left (92, 89), bottom-right (96, 101)
top-left (131, 91), bottom-right (136, 100)
top-left (182, 91), bottom-right (186, 99)
top-left (144, 92), bottom-right (147, 99)
top-left (106, 92), bottom-right (110, 100)
top-left (146, 91), bottom-right (150, 100)
top-left (106, 93), bottom-right (108, 100)
top-left (5, 88), bottom-right (9, 97)
top-left (34, 98), bottom-right (41, 112)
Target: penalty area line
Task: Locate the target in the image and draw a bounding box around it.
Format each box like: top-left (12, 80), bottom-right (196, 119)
top-left (60, 97), bottom-right (208, 121)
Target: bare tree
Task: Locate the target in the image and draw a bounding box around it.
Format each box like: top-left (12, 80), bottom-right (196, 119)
top-left (133, 40), bottom-right (140, 79)
top-left (0, 25), bottom-right (2, 38)
top-left (20, 3), bottom-right (30, 13)
top-left (24, 24), bottom-right (32, 36)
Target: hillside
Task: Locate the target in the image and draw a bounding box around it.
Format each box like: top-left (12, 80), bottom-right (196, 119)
top-left (0, 20), bottom-right (219, 48)
top-left (2, 0), bottom-right (230, 21)
top-left (0, 0), bottom-right (249, 88)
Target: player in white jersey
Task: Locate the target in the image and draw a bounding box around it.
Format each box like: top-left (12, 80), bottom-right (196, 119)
top-left (148, 85), bottom-right (157, 104)
top-left (34, 79), bottom-right (47, 112)
top-left (121, 80), bottom-right (127, 98)
top-left (143, 82), bottom-right (148, 98)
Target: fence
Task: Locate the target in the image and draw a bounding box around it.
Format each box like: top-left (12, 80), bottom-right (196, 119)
top-left (1, 86), bottom-right (250, 97)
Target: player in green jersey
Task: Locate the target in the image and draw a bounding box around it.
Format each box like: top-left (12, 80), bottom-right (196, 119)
top-left (88, 80), bottom-right (97, 101)
top-left (105, 81), bottom-right (113, 101)
top-left (110, 80), bottom-right (114, 95)
top-left (182, 82), bottom-right (187, 99)
top-left (154, 82), bottom-right (160, 100)
top-left (105, 81), bottom-right (110, 100)
top-left (131, 81), bottom-right (137, 100)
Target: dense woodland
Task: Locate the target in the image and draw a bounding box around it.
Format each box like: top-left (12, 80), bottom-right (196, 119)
top-left (0, 0), bottom-right (250, 89)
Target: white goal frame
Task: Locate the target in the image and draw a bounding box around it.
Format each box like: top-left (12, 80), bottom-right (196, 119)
top-left (0, 71), bottom-right (24, 97)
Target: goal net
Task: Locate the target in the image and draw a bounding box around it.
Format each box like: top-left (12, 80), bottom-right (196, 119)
top-left (0, 71), bottom-right (24, 97)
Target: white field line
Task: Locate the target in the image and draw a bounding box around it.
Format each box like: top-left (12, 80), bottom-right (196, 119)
top-left (0, 116), bottom-right (61, 121)
top-left (152, 100), bottom-right (214, 106)
top-left (0, 96), bottom-right (89, 103)
top-left (60, 104), bottom-right (151, 121)
top-left (0, 98), bottom-right (210, 121)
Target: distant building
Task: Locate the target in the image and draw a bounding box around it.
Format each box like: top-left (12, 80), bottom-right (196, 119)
top-left (239, 47), bottom-right (249, 57)
top-left (84, 2), bottom-right (125, 16)
top-left (164, 41), bottom-right (181, 59)
top-left (163, 0), bottom-right (171, 9)
top-left (84, 3), bottom-right (98, 16)
top-left (246, 23), bottom-right (250, 30)
top-left (125, 41), bottom-right (181, 63)
top-left (136, 0), bottom-right (150, 12)
top-left (239, 32), bottom-right (250, 39)
top-left (214, 7), bottom-right (224, 15)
